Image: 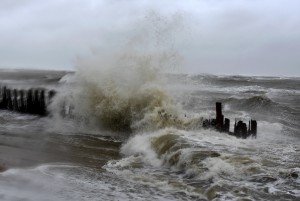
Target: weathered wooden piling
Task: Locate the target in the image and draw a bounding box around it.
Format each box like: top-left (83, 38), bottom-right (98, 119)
top-left (13, 89), bottom-right (18, 111)
top-left (19, 90), bottom-right (25, 113)
top-left (234, 120), bottom-right (248, 138)
top-left (250, 120), bottom-right (257, 138)
top-left (33, 90), bottom-right (39, 114)
top-left (216, 102), bottom-right (224, 131)
top-left (202, 119), bottom-right (210, 128)
top-left (0, 86), bottom-right (7, 109)
top-left (7, 89), bottom-right (13, 110)
top-left (39, 90), bottom-right (46, 116)
top-left (0, 85), bottom-right (56, 116)
top-left (26, 89), bottom-right (33, 114)
top-left (203, 102), bottom-right (257, 139)
top-left (223, 118), bottom-right (230, 133)
top-left (48, 90), bottom-right (56, 101)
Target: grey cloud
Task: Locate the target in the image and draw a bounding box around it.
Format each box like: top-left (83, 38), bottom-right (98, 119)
top-left (0, 0), bottom-right (299, 76)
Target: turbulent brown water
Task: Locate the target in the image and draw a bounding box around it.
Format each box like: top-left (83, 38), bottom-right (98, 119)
top-left (0, 69), bottom-right (299, 201)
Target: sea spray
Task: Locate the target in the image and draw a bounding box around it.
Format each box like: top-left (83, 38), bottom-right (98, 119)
top-left (49, 12), bottom-right (203, 131)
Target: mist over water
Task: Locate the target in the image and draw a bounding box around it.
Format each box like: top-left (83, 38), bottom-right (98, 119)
top-left (0, 12), bottom-right (299, 201)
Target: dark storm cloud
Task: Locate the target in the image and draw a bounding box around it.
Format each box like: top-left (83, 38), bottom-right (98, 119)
top-left (0, 0), bottom-right (299, 76)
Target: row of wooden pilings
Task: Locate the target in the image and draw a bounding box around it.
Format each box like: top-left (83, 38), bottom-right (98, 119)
top-left (202, 102), bottom-right (257, 139)
top-left (0, 87), bottom-right (257, 139)
top-left (0, 86), bottom-right (56, 116)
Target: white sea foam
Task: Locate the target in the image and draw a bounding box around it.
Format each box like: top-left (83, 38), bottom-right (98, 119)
top-left (1, 163), bottom-right (193, 201)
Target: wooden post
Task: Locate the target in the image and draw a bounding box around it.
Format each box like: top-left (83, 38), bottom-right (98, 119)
top-left (48, 90), bottom-right (56, 102)
top-left (13, 89), bottom-right (18, 111)
top-left (39, 90), bottom-right (46, 116)
top-left (234, 120), bottom-right (248, 138)
top-left (19, 90), bottom-right (25, 113)
top-left (241, 122), bottom-right (247, 139)
top-left (251, 120), bottom-right (257, 138)
top-left (210, 119), bottom-right (216, 127)
top-left (202, 119), bottom-right (210, 128)
top-left (216, 102), bottom-right (223, 131)
top-left (27, 89), bottom-right (33, 114)
top-left (0, 86), bottom-right (7, 109)
top-left (0, 87), bottom-right (56, 117)
top-left (223, 118), bottom-right (230, 133)
top-left (248, 120), bottom-right (251, 136)
top-left (7, 89), bottom-right (12, 110)
top-left (33, 90), bottom-right (39, 114)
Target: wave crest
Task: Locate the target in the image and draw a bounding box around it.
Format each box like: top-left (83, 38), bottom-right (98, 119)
top-left (49, 12), bottom-right (194, 132)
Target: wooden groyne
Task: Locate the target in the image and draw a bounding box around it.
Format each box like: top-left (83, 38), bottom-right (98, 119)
top-left (0, 86), bottom-right (56, 116)
top-left (0, 86), bottom-right (257, 139)
top-left (203, 102), bottom-right (257, 139)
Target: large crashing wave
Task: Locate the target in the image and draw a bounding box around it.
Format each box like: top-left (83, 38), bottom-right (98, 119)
top-left (50, 13), bottom-right (203, 132)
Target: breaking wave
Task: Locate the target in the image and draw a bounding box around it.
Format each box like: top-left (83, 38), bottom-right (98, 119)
top-left (114, 128), bottom-right (233, 180)
top-left (227, 95), bottom-right (276, 111)
top-left (49, 12), bottom-right (202, 132)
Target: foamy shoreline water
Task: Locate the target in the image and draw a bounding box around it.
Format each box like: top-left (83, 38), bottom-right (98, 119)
top-left (0, 69), bottom-right (299, 200)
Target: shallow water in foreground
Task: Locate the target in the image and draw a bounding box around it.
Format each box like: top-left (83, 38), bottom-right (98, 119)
top-left (0, 70), bottom-right (299, 201)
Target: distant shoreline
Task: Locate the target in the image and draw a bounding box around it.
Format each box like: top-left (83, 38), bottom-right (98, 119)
top-left (0, 67), bottom-right (299, 79)
top-left (0, 67), bottom-right (74, 74)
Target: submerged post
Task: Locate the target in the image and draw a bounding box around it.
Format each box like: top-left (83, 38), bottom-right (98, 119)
top-left (48, 90), bottom-right (56, 101)
top-left (234, 120), bottom-right (248, 138)
top-left (250, 120), bottom-right (257, 138)
top-left (223, 118), bottom-right (230, 133)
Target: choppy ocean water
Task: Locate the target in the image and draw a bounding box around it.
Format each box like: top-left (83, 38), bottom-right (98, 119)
top-left (0, 69), bottom-right (299, 201)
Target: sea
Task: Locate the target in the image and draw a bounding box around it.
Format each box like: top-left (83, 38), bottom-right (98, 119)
top-left (0, 68), bottom-right (299, 201)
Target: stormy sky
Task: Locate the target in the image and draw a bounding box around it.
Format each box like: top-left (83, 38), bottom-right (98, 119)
top-left (0, 0), bottom-right (299, 76)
